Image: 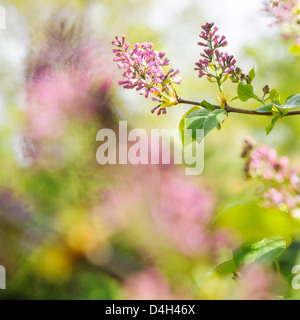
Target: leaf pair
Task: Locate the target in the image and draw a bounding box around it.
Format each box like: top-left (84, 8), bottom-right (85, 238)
top-left (179, 104), bottom-right (227, 145)
top-left (255, 93), bottom-right (300, 113)
top-left (255, 93), bottom-right (300, 135)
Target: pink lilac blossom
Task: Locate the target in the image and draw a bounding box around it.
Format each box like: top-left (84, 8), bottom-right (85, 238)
top-left (112, 36), bottom-right (181, 115)
top-left (242, 138), bottom-right (300, 211)
top-left (195, 23), bottom-right (236, 80)
top-left (112, 36), bottom-right (181, 98)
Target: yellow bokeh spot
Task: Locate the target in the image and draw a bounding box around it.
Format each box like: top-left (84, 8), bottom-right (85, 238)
top-left (289, 44), bottom-right (300, 56)
top-left (34, 247), bottom-right (72, 282)
top-left (66, 221), bottom-right (106, 255)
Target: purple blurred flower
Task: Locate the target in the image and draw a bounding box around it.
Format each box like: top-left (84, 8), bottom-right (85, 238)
top-left (0, 190), bottom-right (31, 226)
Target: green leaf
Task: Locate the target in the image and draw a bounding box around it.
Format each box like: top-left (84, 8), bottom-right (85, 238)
top-left (255, 104), bottom-right (274, 113)
top-left (237, 83), bottom-right (262, 103)
top-left (203, 109), bottom-right (227, 136)
top-left (233, 236), bottom-right (287, 269)
top-left (200, 100), bottom-right (215, 111)
top-left (179, 108), bottom-right (227, 145)
top-left (283, 93), bottom-right (300, 110)
top-left (185, 109), bottom-right (209, 133)
top-left (237, 83), bottom-right (255, 102)
top-left (206, 259), bottom-right (238, 281)
top-left (179, 106), bottom-right (202, 145)
top-left (269, 89), bottom-right (280, 103)
top-left (248, 67), bottom-right (255, 84)
top-left (265, 115), bottom-right (281, 136)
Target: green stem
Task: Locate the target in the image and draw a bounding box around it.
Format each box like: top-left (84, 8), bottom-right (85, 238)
top-left (217, 77), bottom-right (223, 93)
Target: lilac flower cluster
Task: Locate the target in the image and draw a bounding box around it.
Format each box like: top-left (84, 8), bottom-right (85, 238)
top-left (242, 138), bottom-right (300, 212)
top-left (266, 0), bottom-right (300, 45)
top-left (112, 36), bottom-right (181, 114)
top-left (195, 23), bottom-right (236, 80)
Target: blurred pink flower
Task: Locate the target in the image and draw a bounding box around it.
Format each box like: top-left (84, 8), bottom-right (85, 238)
top-left (238, 265), bottom-right (282, 300)
top-left (25, 41), bottom-right (114, 142)
top-left (242, 138), bottom-right (300, 211)
top-left (263, 188), bottom-right (285, 206)
top-left (20, 14), bottom-right (117, 171)
top-left (266, 0), bottom-right (298, 24)
top-left (266, 0), bottom-right (300, 43)
top-left (24, 13), bottom-right (116, 144)
top-left (123, 268), bottom-right (177, 300)
top-left (150, 171), bottom-right (217, 256)
top-left (98, 161), bottom-right (223, 257)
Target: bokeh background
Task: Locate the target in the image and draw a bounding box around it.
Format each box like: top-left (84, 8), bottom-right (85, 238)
top-left (1, 0), bottom-right (300, 299)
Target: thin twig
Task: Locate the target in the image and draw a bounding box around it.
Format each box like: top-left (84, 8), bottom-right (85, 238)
top-left (177, 98), bottom-right (300, 117)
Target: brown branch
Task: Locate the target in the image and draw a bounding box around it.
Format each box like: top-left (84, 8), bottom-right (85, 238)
top-left (177, 98), bottom-right (300, 117)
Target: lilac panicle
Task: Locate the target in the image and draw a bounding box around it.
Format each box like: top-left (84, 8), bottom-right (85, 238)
top-left (112, 36), bottom-right (181, 115)
top-left (195, 22), bottom-right (236, 80)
